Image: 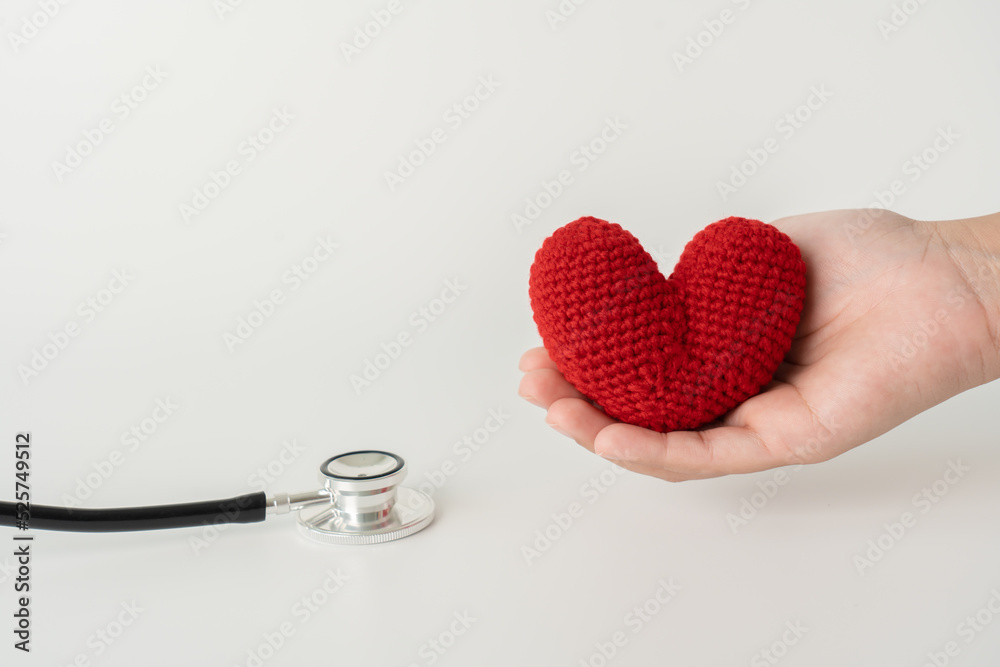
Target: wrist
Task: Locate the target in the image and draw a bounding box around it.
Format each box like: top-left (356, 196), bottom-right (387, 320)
top-left (931, 212), bottom-right (1000, 374)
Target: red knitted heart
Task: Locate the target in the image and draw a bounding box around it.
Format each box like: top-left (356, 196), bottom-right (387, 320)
top-left (528, 216), bottom-right (806, 433)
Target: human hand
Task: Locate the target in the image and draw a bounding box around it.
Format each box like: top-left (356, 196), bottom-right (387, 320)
top-left (519, 209), bottom-right (1000, 481)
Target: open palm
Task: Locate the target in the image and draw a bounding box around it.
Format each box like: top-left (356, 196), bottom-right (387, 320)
top-left (519, 209), bottom-right (999, 481)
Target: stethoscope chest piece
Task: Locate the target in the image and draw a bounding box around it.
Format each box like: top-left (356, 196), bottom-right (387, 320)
top-left (296, 451), bottom-right (434, 545)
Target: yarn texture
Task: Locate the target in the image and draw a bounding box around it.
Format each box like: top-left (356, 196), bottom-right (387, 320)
top-left (528, 216), bottom-right (807, 433)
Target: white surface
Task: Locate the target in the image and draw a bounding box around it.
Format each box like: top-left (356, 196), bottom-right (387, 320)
top-left (2, 1), bottom-right (1000, 665)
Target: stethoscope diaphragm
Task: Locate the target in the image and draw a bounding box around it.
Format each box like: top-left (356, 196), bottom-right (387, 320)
top-left (295, 451), bottom-right (435, 545)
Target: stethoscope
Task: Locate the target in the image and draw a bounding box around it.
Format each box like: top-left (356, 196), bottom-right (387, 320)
top-left (0, 451), bottom-right (435, 545)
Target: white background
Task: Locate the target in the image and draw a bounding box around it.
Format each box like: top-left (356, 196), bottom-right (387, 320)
top-left (2, 0), bottom-right (1000, 665)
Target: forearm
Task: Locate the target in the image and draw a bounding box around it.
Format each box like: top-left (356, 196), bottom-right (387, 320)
top-left (932, 211), bottom-right (1000, 379)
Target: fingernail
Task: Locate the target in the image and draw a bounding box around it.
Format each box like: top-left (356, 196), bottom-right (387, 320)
top-left (545, 419), bottom-right (571, 437)
top-left (519, 390), bottom-right (543, 408)
top-left (594, 445), bottom-right (626, 463)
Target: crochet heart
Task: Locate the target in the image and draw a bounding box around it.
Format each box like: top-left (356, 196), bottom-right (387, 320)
top-left (528, 216), bottom-right (806, 433)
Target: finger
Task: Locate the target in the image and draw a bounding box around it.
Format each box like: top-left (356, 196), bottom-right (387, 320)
top-left (518, 368), bottom-right (586, 409)
top-left (518, 347), bottom-right (557, 372)
top-left (545, 397), bottom-right (618, 453)
top-left (594, 453), bottom-right (699, 482)
top-left (593, 422), bottom-right (778, 479)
